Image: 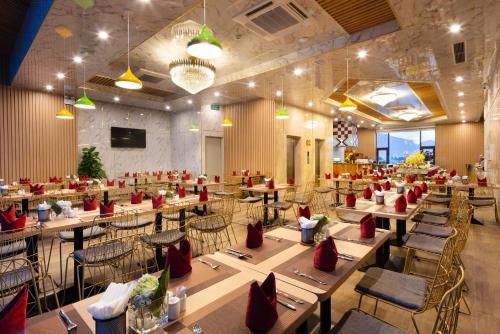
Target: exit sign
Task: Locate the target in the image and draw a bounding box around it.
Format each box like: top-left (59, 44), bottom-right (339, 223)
top-left (211, 103), bottom-right (220, 110)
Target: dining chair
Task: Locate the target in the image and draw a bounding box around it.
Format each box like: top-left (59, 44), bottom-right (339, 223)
top-left (355, 229), bottom-right (457, 334)
top-left (467, 187), bottom-right (499, 224)
top-left (265, 187), bottom-right (296, 226)
top-left (419, 189), bottom-right (460, 217)
top-left (291, 181), bottom-right (315, 219)
top-left (330, 265), bottom-right (465, 334)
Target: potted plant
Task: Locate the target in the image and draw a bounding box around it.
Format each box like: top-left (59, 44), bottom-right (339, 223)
top-left (78, 146), bottom-right (107, 179)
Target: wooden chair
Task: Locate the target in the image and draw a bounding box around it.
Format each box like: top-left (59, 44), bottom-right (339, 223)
top-left (467, 187), bottom-right (499, 224)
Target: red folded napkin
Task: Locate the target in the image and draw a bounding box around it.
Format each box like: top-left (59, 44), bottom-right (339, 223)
top-left (131, 192), bottom-right (143, 204)
top-left (256, 171), bottom-right (260, 175)
top-left (247, 178), bottom-right (253, 188)
top-left (125, 172), bottom-right (130, 177)
top-left (100, 201), bottom-right (114, 216)
top-left (407, 189), bottom-right (417, 204)
top-left (232, 171), bottom-right (237, 176)
top-left (49, 176), bottom-right (56, 183)
top-left (181, 175), bottom-right (188, 181)
top-left (157, 174), bottom-right (162, 181)
top-left (325, 173), bottom-right (331, 179)
top-left (478, 177), bottom-right (487, 187)
top-left (185, 174), bottom-right (191, 180)
top-left (118, 180), bottom-right (126, 188)
top-left (372, 176), bottom-right (380, 181)
top-left (363, 186), bottom-right (372, 200)
top-left (214, 175), bottom-right (220, 183)
top-left (421, 181), bottom-right (428, 193)
top-left (80, 175), bottom-right (88, 182)
top-left (267, 180), bottom-right (274, 189)
top-left (133, 173), bottom-right (137, 177)
top-left (152, 195), bottom-right (164, 209)
top-left (298, 206), bottom-right (311, 219)
top-left (374, 183), bottom-right (382, 192)
top-left (145, 171), bottom-right (150, 176)
top-left (182, 170), bottom-right (187, 174)
top-left (314, 236), bottom-right (338, 272)
top-left (383, 181), bottom-right (391, 191)
top-left (350, 174), bottom-right (357, 181)
top-left (29, 184), bottom-right (45, 195)
top-left (83, 196), bottom-right (97, 211)
top-left (369, 169), bottom-right (374, 174)
top-left (333, 172), bottom-right (339, 178)
top-left (435, 176), bottom-right (446, 184)
top-left (153, 172), bottom-right (157, 176)
top-left (68, 181), bottom-right (78, 189)
top-left (414, 185), bottom-right (423, 198)
top-left (107, 179), bottom-right (115, 187)
top-left (395, 195), bottom-right (407, 213)
top-left (246, 221), bottom-right (263, 248)
top-left (77, 185), bottom-right (86, 192)
top-left (406, 175), bottom-right (416, 183)
top-left (165, 239), bottom-right (192, 278)
top-left (178, 187), bottom-right (186, 198)
top-left (360, 213), bottom-right (375, 239)
top-left (450, 169), bottom-right (457, 177)
top-left (379, 170), bottom-right (385, 177)
top-left (245, 273), bottom-right (278, 333)
top-left (357, 173), bottom-right (363, 179)
top-left (1, 205), bottom-right (16, 222)
top-left (243, 170), bottom-right (249, 176)
top-left (19, 178), bottom-right (31, 185)
top-left (288, 178), bottom-right (295, 185)
top-left (197, 177), bottom-right (203, 185)
top-left (199, 189), bottom-right (208, 202)
top-left (345, 193), bottom-right (356, 208)
top-left (0, 212), bottom-right (26, 231)
top-left (0, 284), bottom-right (28, 334)
top-left (168, 174), bottom-right (175, 181)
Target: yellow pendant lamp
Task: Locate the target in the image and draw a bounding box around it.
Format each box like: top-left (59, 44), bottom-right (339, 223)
top-left (56, 105), bottom-right (74, 119)
top-left (221, 118), bottom-right (232, 127)
top-left (115, 13), bottom-right (142, 90)
top-left (339, 56), bottom-right (357, 112)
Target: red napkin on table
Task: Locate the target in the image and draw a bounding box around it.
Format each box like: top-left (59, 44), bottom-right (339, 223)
top-left (374, 183), bottom-right (382, 192)
top-left (407, 189), bottom-right (417, 204)
top-left (363, 186), bottom-right (372, 200)
top-left (1, 205), bottom-right (16, 222)
top-left (372, 176), bottom-right (380, 181)
top-left (435, 176), bottom-right (446, 185)
top-left (478, 177), bottom-right (487, 187)
top-left (421, 182), bottom-right (428, 193)
top-left (19, 178), bottom-right (31, 185)
top-left (247, 178), bottom-right (253, 188)
top-left (80, 175), bottom-right (88, 182)
top-left (168, 174), bottom-right (175, 181)
top-left (246, 221), bottom-right (263, 248)
top-left (243, 170), bottom-right (250, 176)
top-left (256, 171), bottom-right (260, 175)
top-left (125, 172), bottom-right (130, 177)
top-left (165, 239), bottom-right (192, 278)
top-left (288, 178), bottom-right (295, 185)
top-left (360, 213), bottom-right (375, 239)
top-left (153, 172), bottom-right (157, 176)
top-left (363, 169), bottom-right (368, 175)
top-left (68, 181), bottom-right (78, 189)
top-left (118, 180), bottom-right (126, 188)
top-left (267, 180), bottom-right (275, 189)
top-left (100, 201), bottom-right (114, 216)
top-left (182, 170), bottom-right (187, 174)
top-left (298, 206), bottom-right (311, 219)
top-left (414, 185), bottom-right (423, 198)
top-left (199, 189), bottom-right (208, 202)
top-left (152, 195), bottom-right (164, 209)
top-left (0, 284), bottom-right (28, 334)
top-left (314, 236), bottom-right (338, 272)
top-left (325, 173), bottom-right (332, 179)
top-left (350, 174), bottom-right (357, 181)
top-left (395, 195), bottom-right (407, 213)
top-left (178, 187), bottom-right (186, 198)
top-left (245, 273), bottom-right (278, 333)
top-left (383, 181), bottom-right (391, 191)
top-left (77, 185), bottom-right (86, 192)
top-left (0, 212), bottom-right (26, 231)
top-left (379, 170), bottom-right (385, 178)
top-left (232, 171), bottom-right (237, 176)
top-left (83, 196), bottom-right (97, 211)
top-left (450, 169), bottom-right (457, 177)
top-left (157, 174), bottom-right (162, 181)
top-left (333, 172), bottom-right (339, 178)
top-left (214, 176), bottom-right (220, 183)
top-left (345, 193), bottom-right (356, 208)
top-left (406, 175), bottom-right (416, 183)
top-left (133, 173), bottom-right (137, 178)
top-left (107, 179), bottom-right (115, 187)
top-left (357, 173), bottom-right (363, 179)
top-left (197, 178), bottom-right (203, 185)
top-left (181, 175), bottom-right (188, 181)
top-left (131, 192), bottom-right (143, 204)
top-left (48, 176), bottom-right (56, 183)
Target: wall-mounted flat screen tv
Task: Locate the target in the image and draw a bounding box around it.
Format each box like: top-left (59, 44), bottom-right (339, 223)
top-left (111, 127), bottom-right (146, 148)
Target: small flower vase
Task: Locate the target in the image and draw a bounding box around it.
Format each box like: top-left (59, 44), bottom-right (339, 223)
top-left (128, 295), bottom-right (169, 333)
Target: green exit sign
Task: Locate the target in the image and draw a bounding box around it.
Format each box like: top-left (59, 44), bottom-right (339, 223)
top-left (211, 103), bottom-right (220, 110)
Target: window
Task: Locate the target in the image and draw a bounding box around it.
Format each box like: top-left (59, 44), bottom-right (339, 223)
top-left (376, 128), bottom-right (436, 164)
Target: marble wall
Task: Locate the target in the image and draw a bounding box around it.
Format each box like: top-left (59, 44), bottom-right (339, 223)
top-left (77, 101), bottom-right (171, 178)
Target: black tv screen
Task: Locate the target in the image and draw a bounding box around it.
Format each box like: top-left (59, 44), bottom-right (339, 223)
top-left (111, 127), bottom-right (146, 148)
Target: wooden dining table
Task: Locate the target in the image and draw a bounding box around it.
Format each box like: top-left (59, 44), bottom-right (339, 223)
top-left (209, 222), bottom-right (391, 333)
top-left (239, 184), bottom-right (291, 224)
top-left (26, 257), bottom-right (318, 334)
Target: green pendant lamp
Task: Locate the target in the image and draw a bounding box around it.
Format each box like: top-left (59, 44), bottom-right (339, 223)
top-left (187, 0), bottom-right (222, 60)
top-left (275, 76), bottom-right (289, 120)
top-left (75, 60), bottom-right (95, 109)
top-left (189, 123), bottom-right (200, 132)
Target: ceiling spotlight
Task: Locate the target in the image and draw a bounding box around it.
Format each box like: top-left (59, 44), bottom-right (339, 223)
top-left (140, 113), bottom-right (144, 116)
top-left (165, 105), bottom-right (171, 110)
top-left (357, 50), bottom-right (367, 59)
top-left (460, 110), bottom-right (465, 114)
top-left (371, 124), bottom-right (375, 127)
top-left (187, 99), bottom-right (193, 104)
top-left (293, 68), bottom-right (303, 76)
top-left (449, 23), bottom-right (461, 33)
top-left (276, 90), bottom-right (282, 97)
top-left (356, 124), bottom-right (360, 128)
top-left (461, 115), bottom-right (465, 119)
top-left (461, 120), bottom-right (466, 123)
top-left (97, 30), bottom-right (109, 40)
top-left (347, 115), bottom-right (352, 120)
top-left (307, 101), bottom-right (313, 107)
top-left (73, 56), bottom-right (82, 64)
top-left (248, 81), bottom-right (255, 88)
top-left (458, 102), bottom-right (464, 107)
top-left (114, 96), bottom-right (120, 102)
top-left (214, 91), bottom-right (220, 97)
top-left (457, 91), bottom-right (464, 97)
top-left (360, 120), bottom-right (364, 124)
top-left (455, 76), bottom-right (463, 83)
top-left (45, 84), bottom-right (53, 91)
top-left (334, 117), bottom-right (338, 121)
top-left (330, 109), bottom-right (335, 114)
top-left (56, 72), bottom-right (65, 79)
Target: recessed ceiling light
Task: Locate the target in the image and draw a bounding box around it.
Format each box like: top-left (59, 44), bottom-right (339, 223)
top-left (214, 91), bottom-right (220, 97)
top-left (330, 109), bottom-right (335, 114)
top-left (187, 99), bottom-right (193, 104)
top-left (461, 120), bottom-right (466, 123)
top-left (449, 23), bottom-right (461, 33)
top-left (114, 96), bottom-right (120, 102)
top-left (461, 115), bottom-right (465, 119)
top-left (360, 120), bottom-right (364, 124)
top-left (457, 91), bottom-right (464, 97)
top-left (371, 124), bottom-right (375, 127)
top-left (140, 113), bottom-right (144, 116)
top-left (56, 72), bottom-right (65, 79)
top-left (357, 50), bottom-right (367, 58)
top-left (334, 117), bottom-right (338, 121)
top-left (455, 76), bottom-right (463, 83)
top-left (165, 105), bottom-right (171, 110)
top-left (356, 124), bottom-right (360, 128)
top-left (293, 68), bottom-right (303, 76)
top-left (347, 115), bottom-right (352, 120)
top-left (307, 101), bottom-right (313, 107)
top-left (248, 81), bottom-right (255, 88)
top-left (380, 127), bottom-right (384, 130)
top-left (276, 90), bottom-right (282, 97)
top-left (460, 110), bottom-right (465, 114)
top-left (73, 56), bottom-right (82, 64)
top-left (45, 84), bottom-right (53, 91)
top-left (97, 30), bottom-right (109, 40)
top-left (458, 102), bottom-right (464, 107)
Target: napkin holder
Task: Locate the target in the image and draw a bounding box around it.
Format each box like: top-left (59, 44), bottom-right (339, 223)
top-left (375, 194), bottom-right (385, 205)
top-left (461, 176), bottom-right (469, 185)
top-left (396, 184), bottom-right (405, 194)
top-left (301, 227), bottom-right (315, 245)
top-left (93, 308), bottom-right (127, 334)
top-left (37, 207), bottom-right (51, 222)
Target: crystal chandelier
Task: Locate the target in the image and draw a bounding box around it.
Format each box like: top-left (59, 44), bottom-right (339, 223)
top-left (370, 86), bottom-right (398, 106)
top-left (171, 20), bottom-right (206, 43)
top-left (169, 57), bottom-right (216, 94)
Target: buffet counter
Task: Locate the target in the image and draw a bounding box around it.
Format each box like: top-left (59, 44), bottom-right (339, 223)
top-left (332, 163), bottom-right (372, 175)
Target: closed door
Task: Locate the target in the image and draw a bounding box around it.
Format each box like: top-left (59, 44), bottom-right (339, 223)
top-left (287, 137), bottom-right (297, 180)
top-left (315, 139), bottom-right (322, 180)
top-left (205, 136), bottom-right (223, 177)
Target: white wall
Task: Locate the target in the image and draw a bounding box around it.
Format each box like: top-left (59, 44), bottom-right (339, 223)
top-left (77, 101), bottom-right (171, 178)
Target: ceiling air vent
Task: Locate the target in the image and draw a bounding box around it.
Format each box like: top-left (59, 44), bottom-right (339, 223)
top-left (453, 41), bottom-right (466, 64)
top-left (233, 0), bottom-right (309, 41)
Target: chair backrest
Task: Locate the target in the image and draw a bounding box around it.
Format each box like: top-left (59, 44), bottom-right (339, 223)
top-left (432, 266), bottom-right (465, 334)
top-left (452, 204), bottom-right (473, 256)
top-left (424, 229), bottom-right (458, 310)
top-left (0, 226), bottom-right (40, 263)
top-left (284, 187), bottom-right (297, 202)
top-left (302, 181), bottom-right (316, 202)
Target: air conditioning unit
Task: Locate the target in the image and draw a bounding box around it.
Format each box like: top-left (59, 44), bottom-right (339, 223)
top-left (233, 0), bottom-right (309, 41)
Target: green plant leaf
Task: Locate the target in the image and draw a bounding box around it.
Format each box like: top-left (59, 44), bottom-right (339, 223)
top-left (46, 199), bottom-right (62, 215)
top-left (150, 266), bottom-right (170, 317)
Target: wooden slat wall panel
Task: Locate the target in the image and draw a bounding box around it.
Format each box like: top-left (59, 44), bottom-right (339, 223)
top-left (356, 128), bottom-right (376, 159)
top-left (0, 85), bottom-right (77, 183)
top-left (223, 99), bottom-right (276, 177)
top-left (435, 123), bottom-right (484, 176)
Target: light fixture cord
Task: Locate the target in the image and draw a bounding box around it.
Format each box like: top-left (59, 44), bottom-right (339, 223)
top-left (203, 0), bottom-right (206, 25)
top-left (281, 75), bottom-right (284, 108)
top-left (82, 9), bottom-right (86, 93)
top-left (127, 12), bottom-right (130, 67)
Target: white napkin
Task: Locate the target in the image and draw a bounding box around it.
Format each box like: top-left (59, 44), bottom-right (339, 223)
top-left (57, 200), bottom-right (72, 209)
top-left (87, 282), bottom-right (136, 320)
top-left (395, 182), bottom-right (405, 187)
top-left (38, 202), bottom-right (51, 210)
top-left (298, 216), bottom-right (318, 229)
top-left (158, 190), bottom-right (167, 196)
top-left (374, 191), bottom-right (385, 197)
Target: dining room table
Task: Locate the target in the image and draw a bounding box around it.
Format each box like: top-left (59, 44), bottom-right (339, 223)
top-left (208, 222), bottom-right (391, 333)
top-left (26, 256), bottom-right (318, 334)
top-left (239, 183), bottom-right (291, 225)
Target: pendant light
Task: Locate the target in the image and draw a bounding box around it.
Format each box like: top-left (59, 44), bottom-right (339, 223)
top-left (339, 52), bottom-right (357, 112)
top-left (275, 76), bottom-right (288, 120)
top-left (115, 12), bottom-right (142, 90)
top-left (187, 0), bottom-right (222, 60)
top-left (189, 123), bottom-right (200, 132)
top-left (74, 61), bottom-right (96, 109)
top-left (56, 37), bottom-right (74, 119)
top-left (221, 118), bottom-right (232, 127)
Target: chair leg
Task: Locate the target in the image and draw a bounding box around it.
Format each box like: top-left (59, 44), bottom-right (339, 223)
top-left (373, 298), bottom-right (379, 315)
top-left (494, 202), bottom-right (500, 224)
top-left (460, 294), bottom-right (472, 315)
top-left (357, 294), bottom-right (364, 311)
top-left (411, 313), bottom-right (421, 334)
